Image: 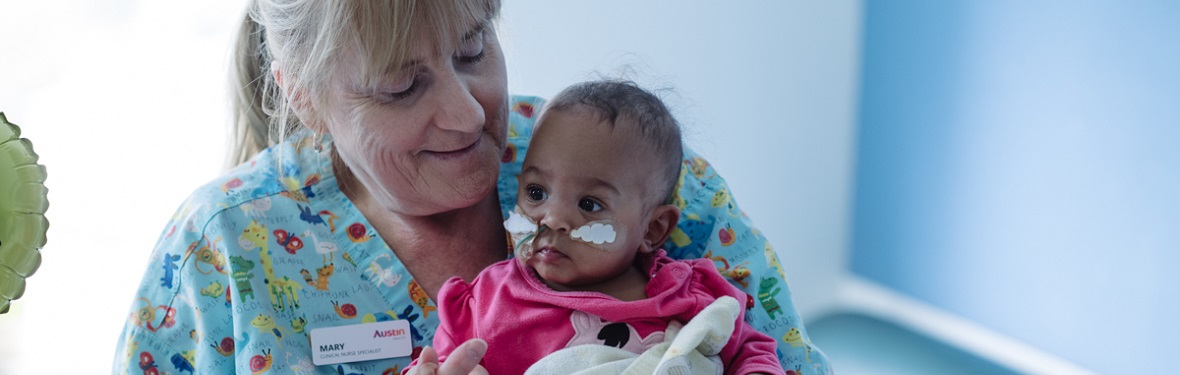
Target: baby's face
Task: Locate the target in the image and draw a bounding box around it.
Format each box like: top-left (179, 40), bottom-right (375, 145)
top-left (516, 107), bottom-right (663, 291)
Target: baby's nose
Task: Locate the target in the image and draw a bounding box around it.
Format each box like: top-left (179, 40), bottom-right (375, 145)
top-left (538, 205), bottom-right (577, 233)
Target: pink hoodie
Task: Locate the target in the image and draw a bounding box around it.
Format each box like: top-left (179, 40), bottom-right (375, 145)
top-left (411, 250), bottom-right (784, 375)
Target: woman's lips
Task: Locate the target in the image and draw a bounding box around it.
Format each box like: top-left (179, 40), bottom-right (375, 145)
top-left (423, 135), bottom-right (482, 160)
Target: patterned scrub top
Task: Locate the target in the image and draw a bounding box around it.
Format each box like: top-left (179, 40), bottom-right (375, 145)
top-left (112, 96), bottom-right (833, 375)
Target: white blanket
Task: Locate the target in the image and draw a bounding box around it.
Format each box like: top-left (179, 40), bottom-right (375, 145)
top-left (525, 296), bottom-right (740, 375)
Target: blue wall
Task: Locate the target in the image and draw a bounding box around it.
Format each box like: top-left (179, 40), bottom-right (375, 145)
top-left (852, 1), bottom-right (1180, 374)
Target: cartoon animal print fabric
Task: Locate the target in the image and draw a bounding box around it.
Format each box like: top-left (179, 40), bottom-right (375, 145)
top-left (113, 96), bottom-right (831, 374)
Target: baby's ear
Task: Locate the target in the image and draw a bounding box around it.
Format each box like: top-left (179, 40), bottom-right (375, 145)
top-left (641, 204), bottom-right (681, 254)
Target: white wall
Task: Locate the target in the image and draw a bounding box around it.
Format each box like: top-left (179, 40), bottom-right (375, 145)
top-left (500, 1), bottom-right (861, 319)
top-left (0, 1), bottom-right (245, 372)
top-left (850, 1), bottom-right (1180, 373)
top-left (0, 1), bottom-right (860, 372)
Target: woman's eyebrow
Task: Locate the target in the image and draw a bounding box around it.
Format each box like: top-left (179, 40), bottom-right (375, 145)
top-left (375, 54), bottom-right (421, 79)
top-left (378, 21), bottom-right (487, 76)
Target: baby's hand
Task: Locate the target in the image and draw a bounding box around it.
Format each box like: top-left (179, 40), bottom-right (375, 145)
top-left (406, 339), bottom-right (488, 375)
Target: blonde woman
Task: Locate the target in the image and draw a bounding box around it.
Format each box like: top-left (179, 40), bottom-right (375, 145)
top-left (113, 1), bottom-right (831, 374)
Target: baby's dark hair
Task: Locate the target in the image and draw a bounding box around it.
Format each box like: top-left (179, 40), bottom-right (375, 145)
top-left (544, 80), bottom-right (684, 205)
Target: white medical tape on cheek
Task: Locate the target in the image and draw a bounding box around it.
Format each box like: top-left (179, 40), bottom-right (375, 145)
top-left (504, 206), bottom-right (543, 260)
top-left (569, 219), bottom-right (626, 252)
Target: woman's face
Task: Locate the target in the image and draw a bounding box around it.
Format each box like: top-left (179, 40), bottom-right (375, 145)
top-left (320, 20), bottom-right (509, 216)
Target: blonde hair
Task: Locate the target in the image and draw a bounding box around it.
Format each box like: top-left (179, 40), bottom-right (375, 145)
top-left (227, 0), bottom-right (502, 169)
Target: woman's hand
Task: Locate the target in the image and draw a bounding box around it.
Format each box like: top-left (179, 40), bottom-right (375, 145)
top-left (408, 339), bottom-right (488, 375)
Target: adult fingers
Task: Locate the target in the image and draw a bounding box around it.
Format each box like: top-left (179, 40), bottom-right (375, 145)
top-left (410, 346), bottom-right (440, 375)
top-left (437, 338), bottom-right (487, 375)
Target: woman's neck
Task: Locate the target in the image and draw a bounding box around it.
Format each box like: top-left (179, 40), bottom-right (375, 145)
top-left (333, 152), bottom-right (507, 301)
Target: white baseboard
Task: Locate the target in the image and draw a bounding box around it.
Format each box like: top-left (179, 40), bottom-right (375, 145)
top-left (826, 276), bottom-right (1098, 375)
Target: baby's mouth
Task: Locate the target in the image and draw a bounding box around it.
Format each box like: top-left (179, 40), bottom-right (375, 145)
top-left (534, 246), bottom-right (567, 261)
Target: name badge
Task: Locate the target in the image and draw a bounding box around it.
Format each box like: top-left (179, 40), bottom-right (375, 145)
top-left (309, 320), bottom-right (413, 366)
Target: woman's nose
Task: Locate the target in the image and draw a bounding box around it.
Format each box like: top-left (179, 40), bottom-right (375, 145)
top-left (431, 70), bottom-right (485, 133)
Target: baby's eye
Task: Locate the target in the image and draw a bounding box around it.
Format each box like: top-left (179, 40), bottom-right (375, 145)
top-left (578, 198), bottom-right (603, 213)
top-left (526, 185), bottom-right (548, 202)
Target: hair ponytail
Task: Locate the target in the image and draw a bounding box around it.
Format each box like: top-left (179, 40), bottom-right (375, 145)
top-left (227, 4), bottom-right (273, 169)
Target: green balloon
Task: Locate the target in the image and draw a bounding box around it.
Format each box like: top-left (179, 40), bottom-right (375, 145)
top-left (0, 112), bottom-right (49, 314)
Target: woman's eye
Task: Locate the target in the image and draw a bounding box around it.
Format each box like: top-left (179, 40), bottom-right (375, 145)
top-left (375, 76), bottom-right (418, 103)
top-left (578, 198), bottom-right (603, 213)
top-left (378, 86), bottom-right (416, 102)
top-left (526, 185), bottom-right (547, 202)
top-left (455, 30), bottom-right (486, 64)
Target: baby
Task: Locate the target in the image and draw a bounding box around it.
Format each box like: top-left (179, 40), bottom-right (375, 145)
top-left (408, 80), bottom-right (784, 374)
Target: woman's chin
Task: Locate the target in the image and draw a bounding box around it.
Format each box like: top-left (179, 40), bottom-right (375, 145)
top-left (380, 168), bottom-right (498, 216)
top-left (429, 139), bottom-right (500, 176)
top-left (421, 178), bottom-right (496, 214)
top-left (422, 150), bottom-right (501, 201)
